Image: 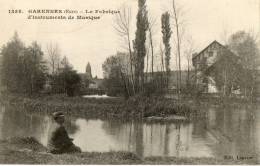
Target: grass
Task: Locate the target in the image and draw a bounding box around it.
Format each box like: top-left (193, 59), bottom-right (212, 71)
top-left (0, 137), bottom-right (253, 165)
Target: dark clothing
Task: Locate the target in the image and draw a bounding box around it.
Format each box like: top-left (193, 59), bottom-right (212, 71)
top-left (48, 125), bottom-right (81, 154)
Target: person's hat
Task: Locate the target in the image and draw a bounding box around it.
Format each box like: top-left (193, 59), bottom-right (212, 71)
top-left (52, 111), bottom-right (65, 119)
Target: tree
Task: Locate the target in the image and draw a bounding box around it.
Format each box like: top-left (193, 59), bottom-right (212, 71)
top-left (114, 5), bottom-right (135, 95)
top-left (1, 32), bottom-right (24, 92)
top-left (21, 41), bottom-right (47, 93)
top-left (1, 33), bottom-right (47, 93)
top-left (161, 12), bottom-right (172, 89)
top-left (63, 70), bottom-right (81, 97)
top-left (145, 40), bottom-right (150, 82)
top-left (102, 54), bottom-right (128, 97)
top-left (172, 0), bottom-right (185, 96)
top-left (184, 36), bottom-right (195, 87)
top-left (228, 31), bottom-right (260, 97)
top-left (46, 42), bottom-right (61, 74)
top-left (134, 0), bottom-right (148, 92)
top-left (50, 56), bottom-right (81, 96)
top-left (147, 15), bottom-right (157, 78)
top-left (60, 56), bottom-right (70, 69)
top-left (159, 43), bottom-right (166, 90)
top-left (209, 48), bottom-right (241, 97)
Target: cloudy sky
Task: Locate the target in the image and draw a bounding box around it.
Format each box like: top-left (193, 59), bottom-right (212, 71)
top-left (0, 0), bottom-right (259, 78)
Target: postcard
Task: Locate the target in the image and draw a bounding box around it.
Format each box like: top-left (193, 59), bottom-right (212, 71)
top-left (0, 0), bottom-right (259, 165)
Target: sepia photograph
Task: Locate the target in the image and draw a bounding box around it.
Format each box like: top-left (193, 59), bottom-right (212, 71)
top-left (0, 0), bottom-right (259, 164)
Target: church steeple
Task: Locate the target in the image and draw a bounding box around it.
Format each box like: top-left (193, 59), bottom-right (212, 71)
top-left (86, 62), bottom-right (92, 78)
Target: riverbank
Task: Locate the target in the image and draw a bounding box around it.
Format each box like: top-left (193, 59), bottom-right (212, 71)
top-left (0, 93), bottom-right (199, 120)
top-left (0, 137), bottom-right (250, 164)
top-left (1, 93), bottom-right (257, 122)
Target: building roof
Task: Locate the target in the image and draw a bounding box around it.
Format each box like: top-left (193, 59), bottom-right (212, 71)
top-left (192, 40), bottom-right (232, 60)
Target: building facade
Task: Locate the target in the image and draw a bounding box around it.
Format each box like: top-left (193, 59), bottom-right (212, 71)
top-left (192, 40), bottom-right (238, 94)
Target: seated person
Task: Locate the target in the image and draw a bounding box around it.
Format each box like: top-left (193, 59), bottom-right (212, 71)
top-left (48, 111), bottom-right (81, 154)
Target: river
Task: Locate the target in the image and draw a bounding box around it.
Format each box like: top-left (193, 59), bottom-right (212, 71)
top-left (0, 104), bottom-right (259, 163)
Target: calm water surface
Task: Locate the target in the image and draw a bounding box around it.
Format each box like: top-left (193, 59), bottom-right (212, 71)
top-left (0, 104), bottom-right (259, 163)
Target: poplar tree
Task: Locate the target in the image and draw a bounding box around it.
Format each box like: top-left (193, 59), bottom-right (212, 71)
top-left (161, 12), bottom-right (172, 88)
top-left (134, 0), bottom-right (148, 91)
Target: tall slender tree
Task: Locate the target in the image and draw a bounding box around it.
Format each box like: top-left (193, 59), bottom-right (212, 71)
top-left (161, 12), bottom-right (172, 89)
top-left (134, 0), bottom-right (148, 91)
top-left (147, 16), bottom-right (157, 78)
top-left (172, 0), bottom-right (182, 95)
top-left (184, 36), bottom-right (195, 87)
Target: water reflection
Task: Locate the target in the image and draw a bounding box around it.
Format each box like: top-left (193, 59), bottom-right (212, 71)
top-left (0, 106), bottom-right (50, 145)
top-left (0, 104), bottom-right (259, 162)
top-left (0, 106), bottom-right (79, 146)
top-left (206, 106), bottom-right (258, 162)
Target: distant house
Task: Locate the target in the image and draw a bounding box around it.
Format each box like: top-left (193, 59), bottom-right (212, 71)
top-left (192, 40), bottom-right (239, 93)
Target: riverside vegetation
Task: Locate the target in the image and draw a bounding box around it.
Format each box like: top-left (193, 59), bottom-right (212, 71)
top-left (0, 93), bottom-right (199, 120)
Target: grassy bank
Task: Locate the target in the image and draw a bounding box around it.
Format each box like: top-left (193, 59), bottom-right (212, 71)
top-left (0, 93), bottom-right (199, 120)
top-left (0, 137), bottom-right (251, 165)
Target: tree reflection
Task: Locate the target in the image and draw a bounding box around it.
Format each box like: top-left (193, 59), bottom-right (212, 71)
top-left (0, 105), bottom-right (80, 147)
top-left (100, 118), bottom-right (195, 157)
top-left (0, 105), bottom-right (49, 143)
top-left (134, 121), bottom-right (144, 158)
top-left (207, 106), bottom-right (258, 162)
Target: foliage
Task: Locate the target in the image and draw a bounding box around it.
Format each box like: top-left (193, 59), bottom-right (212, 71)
top-left (21, 42), bottom-right (48, 93)
top-left (50, 57), bottom-right (81, 97)
top-left (209, 48), bottom-right (242, 96)
top-left (63, 69), bottom-right (81, 97)
top-left (1, 33), bottom-right (25, 92)
top-left (227, 31), bottom-right (260, 97)
top-left (133, 0), bottom-right (148, 91)
top-left (1, 33), bottom-right (47, 93)
top-left (102, 54), bottom-right (126, 96)
top-left (161, 12), bottom-right (172, 88)
top-left (228, 31), bottom-right (260, 70)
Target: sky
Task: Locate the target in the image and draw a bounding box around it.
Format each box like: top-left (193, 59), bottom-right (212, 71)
top-left (0, 0), bottom-right (259, 78)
